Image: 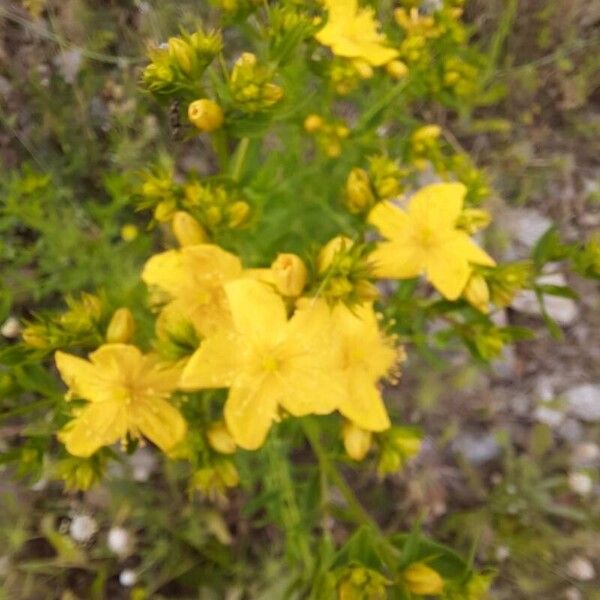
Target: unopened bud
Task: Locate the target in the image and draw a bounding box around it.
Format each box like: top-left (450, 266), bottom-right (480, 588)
top-left (386, 60), bottom-right (409, 80)
top-left (318, 236), bottom-right (354, 273)
top-left (463, 273), bottom-right (490, 313)
top-left (106, 308), bottom-right (135, 343)
top-left (188, 99), bottom-right (224, 132)
top-left (207, 421), bottom-right (236, 455)
top-left (343, 421), bottom-right (372, 461)
top-left (353, 59), bottom-right (373, 79)
top-left (345, 168), bottom-right (375, 213)
top-left (227, 201), bottom-right (251, 228)
top-left (154, 199), bottom-right (177, 222)
top-left (403, 563), bottom-right (444, 596)
top-left (263, 83), bottom-right (284, 104)
top-left (172, 211), bottom-right (207, 246)
top-left (168, 37), bottom-right (194, 74)
top-left (304, 114), bottom-right (323, 133)
top-left (120, 224), bottom-right (139, 241)
top-left (271, 253), bottom-right (308, 297)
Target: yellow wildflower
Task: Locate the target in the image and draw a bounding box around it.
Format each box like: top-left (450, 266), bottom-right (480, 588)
top-left (316, 0), bottom-right (399, 67)
top-left (329, 302), bottom-right (397, 430)
top-left (142, 244), bottom-right (242, 336)
top-left (179, 280), bottom-right (345, 450)
top-left (368, 183), bottom-right (495, 300)
top-left (56, 344), bottom-right (186, 457)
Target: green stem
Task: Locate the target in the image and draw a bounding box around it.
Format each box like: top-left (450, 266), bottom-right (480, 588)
top-left (212, 130), bottom-right (229, 172)
top-left (302, 419), bottom-right (378, 532)
top-left (230, 137), bottom-right (250, 182)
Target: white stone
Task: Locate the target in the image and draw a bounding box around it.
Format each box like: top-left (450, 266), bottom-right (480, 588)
top-left (568, 472), bottom-right (593, 496)
top-left (565, 587), bottom-right (582, 600)
top-left (565, 384), bottom-right (600, 422)
top-left (129, 447), bottom-right (157, 482)
top-left (506, 208), bottom-right (552, 248)
top-left (571, 442), bottom-right (600, 466)
top-left (107, 527), bottom-right (133, 556)
top-left (69, 515), bottom-right (98, 543)
top-left (566, 556), bottom-right (596, 581)
top-left (495, 545), bottom-right (510, 561)
top-left (511, 273), bottom-right (578, 326)
top-left (119, 569), bottom-right (138, 587)
top-left (453, 433), bottom-right (501, 464)
top-left (1, 317), bottom-right (20, 338)
top-left (558, 418), bottom-right (583, 442)
top-left (534, 406), bottom-right (564, 428)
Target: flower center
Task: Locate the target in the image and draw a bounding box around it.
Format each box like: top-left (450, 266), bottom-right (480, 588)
top-left (261, 356), bottom-right (280, 372)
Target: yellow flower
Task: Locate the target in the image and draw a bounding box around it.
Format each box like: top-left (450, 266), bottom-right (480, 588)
top-left (179, 280), bottom-right (345, 450)
top-left (142, 244), bottom-right (242, 337)
top-left (368, 183), bottom-right (495, 300)
top-left (315, 0), bottom-right (399, 67)
top-left (56, 344), bottom-right (186, 457)
top-left (329, 302), bottom-right (397, 431)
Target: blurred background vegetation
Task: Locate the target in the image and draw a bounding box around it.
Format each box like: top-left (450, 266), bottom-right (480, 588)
top-left (0, 0), bottom-right (599, 598)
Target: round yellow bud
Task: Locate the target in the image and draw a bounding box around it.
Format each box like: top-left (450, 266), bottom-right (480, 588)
top-left (463, 273), bottom-right (490, 313)
top-left (22, 324), bottom-right (47, 349)
top-left (106, 308), bottom-right (136, 343)
top-left (343, 422), bottom-right (372, 461)
top-left (120, 224), bottom-right (139, 242)
top-left (304, 114), bottom-right (323, 133)
top-left (271, 253), bottom-right (308, 297)
top-left (154, 199), bottom-right (177, 222)
top-left (205, 205), bottom-right (223, 227)
top-left (412, 124), bottom-right (442, 143)
top-left (263, 83), bottom-right (284, 105)
top-left (207, 421), bottom-right (236, 455)
top-left (403, 563), bottom-right (444, 596)
top-left (188, 99), bottom-right (224, 133)
top-left (318, 236), bottom-right (354, 273)
top-left (386, 60), bottom-right (409, 80)
top-left (172, 211), bottom-right (207, 246)
top-left (353, 59), bottom-right (373, 80)
top-left (325, 141), bottom-right (342, 157)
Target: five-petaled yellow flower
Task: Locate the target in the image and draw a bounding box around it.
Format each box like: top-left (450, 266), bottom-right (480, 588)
top-left (56, 344), bottom-right (187, 457)
top-left (300, 299), bottom-right (399, 432)
top-left (179, 279), bottom-right (346, 450)
top-left (142, 244), bottom-right (242, 337)
top-left (315, 0), bottom-right (399, 67)
top-left (368, 183), bottom-right (496, 300)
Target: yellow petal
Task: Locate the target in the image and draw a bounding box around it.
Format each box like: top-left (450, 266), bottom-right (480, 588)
top-left (408, 182), bottom-right (466, 232)
top-left (225, 279), bottom-right (287, 342)
top-left (339, 371), bottom-right (391, 431)
top-left (58, 401), bottom-right (127, 457)
top-left (355, 41), bottom-right (399, 67)
top-left (55, 351), bottom-right (110, 402)
top-left (368, 241), bottom-right (424, 279)
top-left (368, 201), bottom-right (411, 240)
top-left (138, 356), bottom-right (183, 396)
top-left (132, 398), bottom-right (187, 453)
top-left (224, 381), bottom-right (278, 450)
top-left (425, 246), bottom-right (471, 300)
top-left (179, 331), bottom-right (240, 390)
top-left (451, 231), bottom-right (496, 267)
top-left (141, 249), bottom-right (186, 297)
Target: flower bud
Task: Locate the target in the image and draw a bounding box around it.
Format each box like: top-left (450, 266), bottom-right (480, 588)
top-left (227, 201), bottom-right (251, 228)
top-left (318, 236), bottom-right (354, 273)
top-left (263, 83), bottom-right (284, 105)
top-left (456, 208), bottom-right (491, 234)
top-left (325, 141), bottom-right (342, 158)
top-left (22, 324), bottom-right (48, 349)
top-left (353, 59), bottom-right (373, 80)
top-left (188, 99), bottom-right (224, 132)
top-left (120, 224), bottom-right (139, 242)
top-left (463, 273), bottom-right (490, 313)
top-left (345, 168), bottom-right (375, 213)
top-left (343, 421), bottom-right (372, 461)
top-left (403, 563), bottom-right (444, 596)
top-left (412, 124), bottom-right (441, 143)
top-left (207, 421), bottom-right (236, 455)
top-left (168, 37), bottom-right (194, 74)
top-left (154, 199), bottom-right (177, 222)
top-left (172, 211), bottom-right (207, 246)
top-left (386, 60), bottom-right (409, 80)
top-left (271, 253), bottom-right (308, 297)
top-left (304, 114), bottom-right (323, 133)
top-left (106, 308), bottom-right (135, 343)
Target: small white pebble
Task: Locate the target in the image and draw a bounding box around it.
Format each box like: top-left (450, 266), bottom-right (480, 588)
top-left (119, 569), bottom-right (137, 587)
top-left (69, 515), bottom-right (98, 543)
top-left (565, 587), bottom-right (582, 600)
top-left (567, 556), bottom-right (596, 581)
top-left (107, 526), bottom-right (133, 556)
top-left (0, 317), bottom-right (20, 339)
top-left (571, 442), bottom-right (600, 466)
top-left (568, 472), bottom-right (593, 496)
top-left (495, 545), bottom-right (510, 562)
